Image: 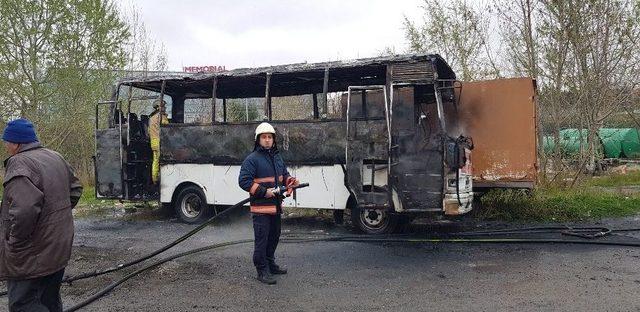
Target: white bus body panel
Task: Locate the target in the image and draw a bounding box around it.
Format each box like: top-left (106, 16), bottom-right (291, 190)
top-left (160, 164), bottom-right (350, 210)
top-left (160, 164), bottom-right (215, 204)
top-left (293, 165), bottom-right (350, 210)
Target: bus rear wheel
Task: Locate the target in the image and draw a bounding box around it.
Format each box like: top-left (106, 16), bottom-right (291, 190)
top-left (174, 185), bottom-right (211, 224)
top-left (350, 205), bottom-right (397, 234)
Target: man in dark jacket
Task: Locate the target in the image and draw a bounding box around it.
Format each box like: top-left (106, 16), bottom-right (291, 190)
top-left (238, 122), bottom-right (298, 285)
top-left (1, 118), bottom-right (83, 312)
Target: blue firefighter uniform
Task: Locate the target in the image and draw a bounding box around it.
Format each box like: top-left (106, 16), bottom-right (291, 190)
top-left (239, 131), bottom-right (294, 284)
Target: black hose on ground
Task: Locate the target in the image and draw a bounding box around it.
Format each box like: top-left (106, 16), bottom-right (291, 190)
top-left (1, 225), bottom-right (639, 300)
top-left (0, 226), bottom-right (637, 295)
top-left (452, 226), bottom-right (615, 239)
top-left (62, 196), bottom-right (251, 284)
top-left (63, 183), bottom-right (309, 284)
top-left (0, 184), bottom-right (309, 298)
top-left (63, 237), bottom-right (333, 312)
top-left (64, 234), bottom-right (640, 312)
top-left (3, 181), bottom-right (640, 306)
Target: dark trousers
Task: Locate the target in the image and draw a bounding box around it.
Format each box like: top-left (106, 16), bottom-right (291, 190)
top-left (252, 213), bottom-right (281, 271)
top-left (7, 268), bottom-right (65, 312)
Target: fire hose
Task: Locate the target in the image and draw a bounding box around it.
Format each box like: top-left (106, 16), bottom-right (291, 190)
top-left (64, 182), bottom-right (310, 284)
top-left (63, 229), bottom-right (640, 311)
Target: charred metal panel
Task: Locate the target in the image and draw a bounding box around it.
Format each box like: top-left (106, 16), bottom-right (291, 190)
top-left (95, 128), bottom-right (123, 198)
top-left (389, 87), bottom-right (444, 210)
top-left (345, 118), bottom-right (391, 208)
top-left (160, 121), bottom-right (385, 166)
top-left (119, 54), bottom-right (454, 99)
top-left (161, 124), bottom-right (254, 165)
top-left (456, 78), bottom-right (538, 188)
top-left (340, 87), bottom-right (447, 210)
top-left (391, 62), bottom-right (436, 83)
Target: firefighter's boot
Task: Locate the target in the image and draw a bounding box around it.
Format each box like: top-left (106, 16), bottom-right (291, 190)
top-left (257, 268), bottom-right (277, 285)
top-left (269, 262), bottom-right (287, 275)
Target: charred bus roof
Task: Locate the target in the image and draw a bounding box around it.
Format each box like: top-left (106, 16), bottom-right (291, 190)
top-left (117, 54), bottom-right (455, 99)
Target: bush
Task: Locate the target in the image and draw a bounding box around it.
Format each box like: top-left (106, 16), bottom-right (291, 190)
top-left (477, 186), bottom-right (640, 222)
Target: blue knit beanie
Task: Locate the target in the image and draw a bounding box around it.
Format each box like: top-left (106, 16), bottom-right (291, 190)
top-left (3, 118), bottom-right (38, 144)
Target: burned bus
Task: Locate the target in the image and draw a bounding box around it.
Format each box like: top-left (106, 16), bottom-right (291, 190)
top-left (94, 54), bottom-right (473, 234)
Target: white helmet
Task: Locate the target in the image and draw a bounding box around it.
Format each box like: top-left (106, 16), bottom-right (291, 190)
top-left (255, 122), bottom-right (276, 140)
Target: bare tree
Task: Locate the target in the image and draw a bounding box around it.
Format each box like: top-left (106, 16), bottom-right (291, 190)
top-left (496, 0), bottom-right (540, 80)
top-left (498, 0), bottom-right (572, 176)
top-left (403, 0), bottom-right (501, 81)
top-left (121, 3), bottom-right (168, 74)
top-left (558, 0), bottom-right (640, 174)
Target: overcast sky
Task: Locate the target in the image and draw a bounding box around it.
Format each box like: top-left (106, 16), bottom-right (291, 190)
top-left (124, 0), bottom-right (424, 71)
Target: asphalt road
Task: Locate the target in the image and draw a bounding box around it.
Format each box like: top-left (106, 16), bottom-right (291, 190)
top-left (2, 210), bottom-right (640, 312)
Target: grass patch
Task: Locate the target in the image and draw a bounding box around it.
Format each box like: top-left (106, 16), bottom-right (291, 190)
top-left (74, 186), bottom-right (161, 219)
top-left (74, 185), bottom-right (119, 217)
top-left (585, 171), bottom-right (640, 187)
top-left (79, 185), bottom-right (98, 204)
top-left (477, 187), bottom-right (640, 222)
top-left (77, 185), bottom-right (119, 208)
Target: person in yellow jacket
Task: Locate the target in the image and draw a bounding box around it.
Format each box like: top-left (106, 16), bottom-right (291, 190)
top-left (149, 99), bottom-right (169, 184)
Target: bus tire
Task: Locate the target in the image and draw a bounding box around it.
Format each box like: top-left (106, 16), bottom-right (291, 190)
top-left (173, 185), bottom-right (211, 224)
top-left (350, 204), bottom-right (397, 235)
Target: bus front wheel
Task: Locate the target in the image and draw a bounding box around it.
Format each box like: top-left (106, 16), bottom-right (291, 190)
top-left (350, 205), bottom-right (397, 234)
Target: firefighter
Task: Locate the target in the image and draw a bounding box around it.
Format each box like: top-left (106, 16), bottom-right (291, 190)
top-left (1, 118), bottom-right (83, 311)
top-left (238, 122), bottom-right (299, 285)
top-left (149, 99), bottom-right (169, 184)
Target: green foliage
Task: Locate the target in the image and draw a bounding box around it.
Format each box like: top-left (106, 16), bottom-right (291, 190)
top-left (586, 171), bottom-right (640, 188)
top-left (79, 185), bottom-right (97, 204)
top-left (0, 0), bottom-right (130, 182)
top-left (477, 184), bottom-right (640, 222)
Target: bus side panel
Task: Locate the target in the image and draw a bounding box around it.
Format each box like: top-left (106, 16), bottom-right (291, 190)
top-left (160, 122), bottom-right (347, 166)
top-left (211, 165), bottom-right (248, 206)
top-left (211, 165), bottom-right (296, 208)
top-left (210, 165), bottom-right (349, 210)
top-left (333, 165), bottom-right (351, 210)
top-left (160, 164), bottom-right (215, 204)
top-left (293, 165), bottom-right (350, 210)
